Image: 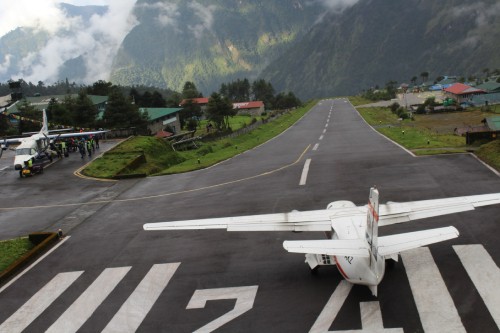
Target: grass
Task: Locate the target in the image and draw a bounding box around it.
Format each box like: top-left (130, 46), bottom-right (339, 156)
top-left (354, 101), bottom-right (500, 170)
top-left (82, 136), bottom-right (185, 178)
top-left (475, 140), bottom-right (500, 171)
top-left (160, 103), bottom-right (315, 174)
top-left (82, 102), bottom-right (315, 177)
top-left (0, 237), bottom-right (34, 272)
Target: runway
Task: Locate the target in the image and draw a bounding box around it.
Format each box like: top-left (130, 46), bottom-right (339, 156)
top-left (0, 99), bottom-right (499, 332)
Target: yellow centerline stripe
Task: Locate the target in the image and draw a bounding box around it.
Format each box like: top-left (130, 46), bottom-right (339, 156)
top-left (0, 145), bottom-right (311, 211)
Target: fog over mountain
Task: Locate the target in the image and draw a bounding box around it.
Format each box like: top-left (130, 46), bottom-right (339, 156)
top-left (1, 0), bottom-right (499, 99)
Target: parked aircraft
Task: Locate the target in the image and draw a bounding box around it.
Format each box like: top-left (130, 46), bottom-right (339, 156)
top-left (144, 187), bottom-right (500, 296)
top-left (1, 109), bottom-right (106, 170)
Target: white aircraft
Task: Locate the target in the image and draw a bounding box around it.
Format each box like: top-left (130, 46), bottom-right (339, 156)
top-left (144, 187), bottom-right (500, 296)
top-left (1, 109), bottom-right (106, 171)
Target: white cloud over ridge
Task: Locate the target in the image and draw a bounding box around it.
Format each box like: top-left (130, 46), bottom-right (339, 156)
top-left (0, 0), bottom-right (137, 84)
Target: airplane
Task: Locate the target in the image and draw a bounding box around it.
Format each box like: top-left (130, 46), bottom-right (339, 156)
top-left (1, 109), bottom-right (107, 171)
top-left (144, 187), bottom-right (500, 296)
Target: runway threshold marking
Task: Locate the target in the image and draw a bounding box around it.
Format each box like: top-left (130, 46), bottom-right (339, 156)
top-left (300, 159), bottom-right (312, 186)
top-left (46, 267), bottom-right (131, 333)
top-left (0, 271), bottom-right (83, 333)
top-left (454, 245), bottom-right (500, 329)
top-left (401, 247), bottom-right (466, 333)
top-left (0, 145), bottom-right (311, 211)
top-left (309, 280), bottom-right (352, 333)
top-left (102, 263), bottom-right (180, 333)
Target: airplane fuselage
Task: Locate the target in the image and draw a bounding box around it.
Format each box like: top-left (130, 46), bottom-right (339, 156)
top-left (13, 135), bottom-right (48, 170)
top-left (330, 217), bottom-right (385, 288)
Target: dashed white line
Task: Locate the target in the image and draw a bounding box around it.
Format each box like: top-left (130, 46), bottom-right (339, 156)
top-left (322, 129), bottom-right (327, 134)
top-left (319, 135), bottom-right (324, 141)
top-left (313, 143), bottom-right (319, 151)
top-left (299, 159), bottom-right (311, 186)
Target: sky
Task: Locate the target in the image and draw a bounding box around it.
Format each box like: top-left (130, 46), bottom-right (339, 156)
top-left (0, 0), bottom-right (138, 84)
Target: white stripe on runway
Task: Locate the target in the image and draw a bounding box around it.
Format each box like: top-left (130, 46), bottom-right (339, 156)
top-left (0, 271), bottom-right (83, 333)
top-left (402, 247), bottom-right (466, 333)
top-left (102, 263), bottom-right (180, 333)
top-left (46, 267), bottom-right (131, 333)
top-left (313, 143), bottom-right (319, 151)
top-left (323, 129), bottom-right (327, 134)
top-left (454, 245), bottom-right (500, 329)
top-left (355, 302), bottom-right (403, 333)
top-left (299, 159), bottom-right (311, 186)
top-left (319, 135), bottom-right (324, 141)
top-left (309, 280), bottom-right (352, 333)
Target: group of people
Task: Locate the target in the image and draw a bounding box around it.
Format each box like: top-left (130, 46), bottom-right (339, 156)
top-left (48, 135), bottom-right (101, 160)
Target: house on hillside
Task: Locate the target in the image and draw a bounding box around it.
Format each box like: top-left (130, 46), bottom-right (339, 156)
top-left (475, 81), bottom-right (500, 94)
top-left (233, 101), bottom-right (265, 116)
top-left (456, 116), bottom-right (500, 144)
top-left (139, 107), bottom-right (183, 135)
top-left (443, 83), bottom-right (486, 105)
top-left (179, 97), bottom-right (209, 112)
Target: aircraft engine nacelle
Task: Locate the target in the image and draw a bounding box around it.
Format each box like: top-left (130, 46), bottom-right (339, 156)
top-left (327, 200), bottom-right (356, 210)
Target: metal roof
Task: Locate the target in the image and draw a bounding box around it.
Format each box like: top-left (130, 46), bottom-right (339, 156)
top-left (139, 108), bottom-right (183, 121)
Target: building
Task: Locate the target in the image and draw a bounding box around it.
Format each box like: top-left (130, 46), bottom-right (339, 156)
top-left (233, 101), bottom-right (265, 116)
top-left (179, 97), bottom-right (209, 112)
top-left (443, 83), bottom-right (486, 105)
top-left (5, 94), bottom-right (108, 115)
top-left (475, 81), bottom-right (500, 94)
top-left (139, 107), bottom-right (183, 134)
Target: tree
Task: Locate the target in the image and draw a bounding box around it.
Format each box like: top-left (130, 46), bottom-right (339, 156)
top-left (410, 76), bottom-right (418, 85)
top-left (103, 88), bottom-right (148, 132)
top-left (17, 99), bottom-right (41, 134)
top-left (420, 71), bottom-right (429, 83)
top-left (220, 78), bottom-right (250, 102)
top-left (180, 99), bottom-right (202, 130)
top-left (73, 90), bottom-right (98, 128)
top-left (87, 80), bottom-right (113, 96)
top-left (274, 92), bottom-right (301, 109)
top-left (46, 98), bottom-right (72, 127)
top-left (182, 81), bottom-right (201, 99)
top-left (206, 92), bottom-right (236, 131)
top-left (251, 79), bottom-right (275, 109)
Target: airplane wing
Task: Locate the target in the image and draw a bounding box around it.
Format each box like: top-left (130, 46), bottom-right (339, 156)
top-left (377, 226), bottom-right (459, 257)
top-left (143, 210), bottom-right (333, 232)
top-left (378, 193), bottom-right (500, 226)
top-left (48, 130), bottom-right (107, 139)
top-left (283, 239), bottom-right (369, 257)
top-left (144, 193), bottom-right (500, 232)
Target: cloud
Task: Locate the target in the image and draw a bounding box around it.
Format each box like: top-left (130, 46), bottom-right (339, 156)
top-left (6, 0), bottom-right (138, 84)
top-left (0, 55), bottom-right (13, 75)
top-left (316, 0), bottom-right (361, 12)
top-left (188, 2), bottom-right (216, 39)
top-left (451, 2), bottom-right (500, 48)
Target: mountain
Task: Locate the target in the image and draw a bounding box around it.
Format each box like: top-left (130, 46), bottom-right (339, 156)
top-left (0, 3), bottom-right (108, 84)
top-left (1, 1), bottom-right (499, 100)
top-left (110, 0), bottom-right (324, 94)
top-left (261, 0), bottom-right (500, 99)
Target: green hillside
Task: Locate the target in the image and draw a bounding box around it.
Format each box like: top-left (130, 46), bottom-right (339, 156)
top-left (110, 0), bottom-right (323, 94)
top-left (261, 0), bottom-right (500, 99)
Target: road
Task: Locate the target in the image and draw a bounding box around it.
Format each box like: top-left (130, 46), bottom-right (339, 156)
top-left (0, 99), bottom-right (499, 332)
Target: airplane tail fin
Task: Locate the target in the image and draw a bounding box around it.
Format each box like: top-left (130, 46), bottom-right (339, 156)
top-left (40, 109), bottom-right (48, 134)
top-left (365, 187), bottom-right (380, 271)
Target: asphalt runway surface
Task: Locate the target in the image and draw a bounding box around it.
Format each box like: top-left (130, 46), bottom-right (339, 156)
top-left (0, 99), bottom-right (499, 332)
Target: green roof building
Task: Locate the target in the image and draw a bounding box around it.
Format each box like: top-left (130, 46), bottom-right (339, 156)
top-left (139, 107), bottom-right (183, 134)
